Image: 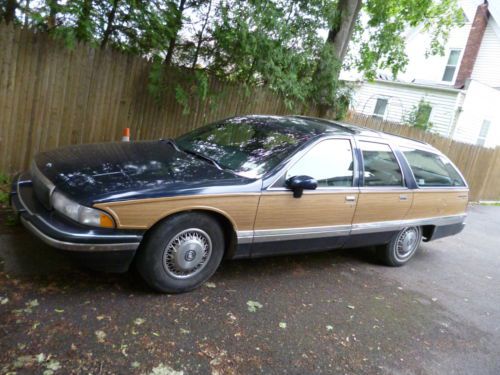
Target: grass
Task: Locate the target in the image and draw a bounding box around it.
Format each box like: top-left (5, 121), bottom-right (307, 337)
top-left (480, 202), bottom-right (500, 207)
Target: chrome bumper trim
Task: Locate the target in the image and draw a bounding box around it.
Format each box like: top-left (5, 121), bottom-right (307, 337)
top-left (21, 217), bottom-right (140, 252)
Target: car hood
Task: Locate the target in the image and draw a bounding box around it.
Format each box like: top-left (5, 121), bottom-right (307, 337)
top-left (34, 141), bottom-right (258, 206)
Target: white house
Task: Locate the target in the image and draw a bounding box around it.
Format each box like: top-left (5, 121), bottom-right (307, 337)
top-left (346, 0), bottom-right (500, 148)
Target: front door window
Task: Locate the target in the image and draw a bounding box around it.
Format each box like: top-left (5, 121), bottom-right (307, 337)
top-left (285, 139), bottom-right (354, 187)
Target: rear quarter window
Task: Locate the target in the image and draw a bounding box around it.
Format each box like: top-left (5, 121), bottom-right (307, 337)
top-left (401, 148), bottom-right (465, 187)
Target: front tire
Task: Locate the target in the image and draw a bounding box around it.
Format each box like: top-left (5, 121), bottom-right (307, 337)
top-left (136, 212), bottom-right (225, 293)
top-left (376, 226), bottom-right (422, 267)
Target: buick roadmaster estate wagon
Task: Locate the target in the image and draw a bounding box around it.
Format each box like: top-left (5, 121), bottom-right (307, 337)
top-left (11, 116), bottom-right (469, 293)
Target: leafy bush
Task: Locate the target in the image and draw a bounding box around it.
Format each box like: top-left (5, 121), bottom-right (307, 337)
top-left (404, 99), bottom-right (433, 131)
top-left (0, 172), bottom-right (10, 205)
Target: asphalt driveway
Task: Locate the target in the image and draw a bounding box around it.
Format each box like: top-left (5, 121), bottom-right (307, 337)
top-left (0, 204), bottom-right (499, 374)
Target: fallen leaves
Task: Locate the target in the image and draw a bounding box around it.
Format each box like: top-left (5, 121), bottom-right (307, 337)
top-left (13, 298), bottom-right (40, 315)
top-left (149, 363), bottom-right (184, 375)
top-left (95, 330), bottom-right (107, 343)
top-left (246, 300), bottom-right (263, 312)
top-left (134, 318), bottom-right (145, 325)
top-left (9, 354), bottom-right (61, 374)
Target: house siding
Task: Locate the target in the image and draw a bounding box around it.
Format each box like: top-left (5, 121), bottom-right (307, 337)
top-left (471, 20), bottom-right (500, 88)
top-left (400, 24), bottom-right (471, 85)
top-left (453, 80), bottom-right (500, 148)
top-left (350, 81), bottom-right (460, 136)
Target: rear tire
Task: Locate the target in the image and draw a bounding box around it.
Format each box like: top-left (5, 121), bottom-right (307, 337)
top-left (376, 226), bottom-right (422, 267)
top-left (136, 212), bottom-right (225, 293)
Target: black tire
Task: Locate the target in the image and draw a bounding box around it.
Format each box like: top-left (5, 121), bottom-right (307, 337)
top-left (376, 226), bottom-right (422, 267)
top-left (136, 212), bottom-right (225, 293)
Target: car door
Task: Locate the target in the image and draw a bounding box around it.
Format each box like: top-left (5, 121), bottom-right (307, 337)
top-left (399, 147), bottom-right (469, 219)
top-left (347, 140), bottom-right (413, 247)
top-left (252, 138), bottom-right (359, 256)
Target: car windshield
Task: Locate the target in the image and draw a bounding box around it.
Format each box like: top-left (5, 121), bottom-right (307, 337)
top-left (176, 117), bottom-right (322, 178)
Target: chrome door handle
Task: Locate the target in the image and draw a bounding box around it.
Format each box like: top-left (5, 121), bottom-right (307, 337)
top-left (345, 195), bottom-right (356, 202)
top-left (399, 195), bottom-right (408, 201)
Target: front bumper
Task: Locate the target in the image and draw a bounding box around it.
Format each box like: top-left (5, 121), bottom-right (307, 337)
top-left (10, 172), bottom-right (144, 271)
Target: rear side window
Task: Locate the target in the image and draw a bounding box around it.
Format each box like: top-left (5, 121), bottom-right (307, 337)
top-left (360, 141), bottom-right (403, 187)
top-left (401, 148), bottom-right (465, 187)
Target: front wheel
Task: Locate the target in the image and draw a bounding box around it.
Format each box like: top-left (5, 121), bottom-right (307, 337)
top-left (136, 212), bottom-right (225, 293)
top-left (376, 226), bottom-right (422, 267)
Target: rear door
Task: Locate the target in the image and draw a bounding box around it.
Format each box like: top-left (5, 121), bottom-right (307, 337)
top-left (348, 140), bottom-right (413, 246)
top-left (399, 147), bottom-right (468, 219)
top-left (252, 138), bottom-right (359, 256)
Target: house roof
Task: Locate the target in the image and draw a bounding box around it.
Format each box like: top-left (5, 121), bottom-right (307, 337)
top-left (354, 78), bottom-right (464, 94)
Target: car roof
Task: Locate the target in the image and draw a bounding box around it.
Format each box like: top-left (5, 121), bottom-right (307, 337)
top-left (236, 115), bottom-right (438, 154)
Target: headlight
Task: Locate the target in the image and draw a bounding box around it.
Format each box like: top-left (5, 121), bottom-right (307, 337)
top-left (50, 191), bottom-right (115, 228)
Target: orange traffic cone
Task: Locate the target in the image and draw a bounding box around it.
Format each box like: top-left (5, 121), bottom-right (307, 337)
top-left (122, 128), bottom-right (130, 142)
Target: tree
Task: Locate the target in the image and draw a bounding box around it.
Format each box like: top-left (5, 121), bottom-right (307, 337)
top-left (3, 0), bottom-right (463, 117)
top-left (312, 0), bottom-right (463, 115)
top-left (74, 0), bottom-right (93, 42)
top-left (2, 0), bottom-right (18, 23)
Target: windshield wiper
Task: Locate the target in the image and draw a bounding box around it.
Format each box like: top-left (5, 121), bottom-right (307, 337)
top-left (159, 138), bottom-right (181, 152)
top-left (179, 148), bottom-right (225, 171)
top-left (161, 138), bottom-right (230, 173)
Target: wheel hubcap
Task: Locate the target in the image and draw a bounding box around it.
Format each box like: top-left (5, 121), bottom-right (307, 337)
top-left (163, 229), bottom-right (212, 279)
top-left (395, 227), bottom-right (420, 260)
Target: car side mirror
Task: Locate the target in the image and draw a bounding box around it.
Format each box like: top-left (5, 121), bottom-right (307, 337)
top-left (285, 175), bottom-right (317, 198)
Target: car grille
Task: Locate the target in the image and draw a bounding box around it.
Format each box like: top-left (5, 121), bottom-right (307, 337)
top-left (31, 162), bottom-right (55, 210)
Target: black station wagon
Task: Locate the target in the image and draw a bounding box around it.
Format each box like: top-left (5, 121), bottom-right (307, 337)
top-left (11, 115), bottom-right (469, 293)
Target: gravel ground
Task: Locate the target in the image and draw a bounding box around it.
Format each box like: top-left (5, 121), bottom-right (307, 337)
top-left (0, 204), bottom-right (499, 375)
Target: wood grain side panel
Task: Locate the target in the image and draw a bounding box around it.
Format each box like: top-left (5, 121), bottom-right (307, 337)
top-left (254, 192), bottom-right (358, 230)
top-left (94, 194), bottom-right (260, 230)
top-left (405, 190), bottom-right (469, 219)
top-left (352, 192), bottom-right (413, 224)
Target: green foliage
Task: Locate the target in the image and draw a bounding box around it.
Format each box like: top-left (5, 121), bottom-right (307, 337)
top-left (404, 99), bottom-right (434, 131)
top-left (0, 172), bottom-right (10, 205)
top-left (0, 191), bottom-right (8, 205)
top-left (209, 0), bottom-right (332, 109)
top-left (174, 85), bottom-right (190, 115)
top-left (5, 0), bottom-right (463, 115)
top-left (147, 57), bottom-right (166, 102)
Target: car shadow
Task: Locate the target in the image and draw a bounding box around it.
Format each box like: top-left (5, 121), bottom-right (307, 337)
top-left (1, 226), bottom-right (384, 295)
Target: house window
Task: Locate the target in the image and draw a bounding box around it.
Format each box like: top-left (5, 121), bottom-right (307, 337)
top-left (477, 120), bottom-right (491, 146)
top-left (373, 98), bottom-right (388, 118)
top-left (442, 49), bottom-right (461, 82)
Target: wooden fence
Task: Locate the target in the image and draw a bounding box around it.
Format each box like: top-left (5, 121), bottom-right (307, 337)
top-left (0, 23), bottom-right (499, 201)
top-left (0, 23), bottom-right (318, 175)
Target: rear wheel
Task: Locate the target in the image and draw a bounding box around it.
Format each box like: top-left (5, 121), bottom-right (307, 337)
top-left (136, 212), bottom-right (225, 293)
top-left (376, 226), bottom-right (422, 267)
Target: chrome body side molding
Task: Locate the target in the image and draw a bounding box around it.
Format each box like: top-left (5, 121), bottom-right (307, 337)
top-left (237, 214), bottom-right (467, 244)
